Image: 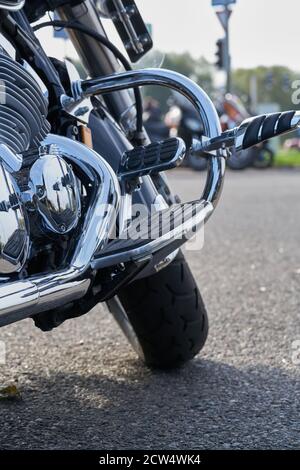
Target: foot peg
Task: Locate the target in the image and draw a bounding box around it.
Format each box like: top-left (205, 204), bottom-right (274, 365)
top-left (118, 138), bottom-right (186, 180)
top-left (92, 200), bottom-right (213, 269)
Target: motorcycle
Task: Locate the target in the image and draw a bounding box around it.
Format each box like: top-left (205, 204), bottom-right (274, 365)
top-left (0, 0), bottom-right (298, 369)
top-left (165, 93), bottom-right (207, 171)
top-left (221, 94), bottom-right (275, 170)
top-left (143, 97), bottom-right (170, 142)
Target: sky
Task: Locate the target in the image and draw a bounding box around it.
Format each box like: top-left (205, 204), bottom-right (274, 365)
top-left (36, 0), bottom-right (300, 71)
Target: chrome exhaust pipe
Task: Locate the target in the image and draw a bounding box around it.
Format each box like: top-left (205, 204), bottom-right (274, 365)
top-left (0, 136), bottom-right (120, 326)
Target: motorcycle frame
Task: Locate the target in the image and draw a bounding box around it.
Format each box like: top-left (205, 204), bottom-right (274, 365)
top-left (0, 2), bottom-right (226, 327)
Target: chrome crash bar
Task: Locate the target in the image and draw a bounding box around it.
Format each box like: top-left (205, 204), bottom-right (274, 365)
top-left (74, 68), bottom-right (226, 216)
top-left (0, 136), bottom-right (120, 326)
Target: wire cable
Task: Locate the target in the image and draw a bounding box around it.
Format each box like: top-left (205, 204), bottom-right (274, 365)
top-left (33, 19), bottom-right (143, 133)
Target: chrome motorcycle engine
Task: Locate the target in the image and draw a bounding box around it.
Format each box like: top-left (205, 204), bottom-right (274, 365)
top-left (0, 52), bottom-right (81, 275)
top-left (0, 163), bottom-right (28, 274)
top-left (27, 151), bottom-right (81, 235)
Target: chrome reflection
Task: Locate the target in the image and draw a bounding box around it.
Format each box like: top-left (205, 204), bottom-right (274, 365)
top-left (77, 68), bottom-right (226, 216)
top-left (0, 136), bottom-right (121, 326)
top-left (28, 153), bottom-right (81, 234)
top-left (0, 163), bottom-right (29, 274)
top-left (0, 0), bottom-right (25, 11)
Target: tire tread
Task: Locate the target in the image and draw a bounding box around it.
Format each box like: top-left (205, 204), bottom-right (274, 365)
top-left (117, 251), bottom-right (208, 368)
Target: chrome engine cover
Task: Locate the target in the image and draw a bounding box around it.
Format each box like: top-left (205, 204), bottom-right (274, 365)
top-left (0, 48), bottom-right (81, 274)
top-left (0, 163), bottom-right (29, 274)
top-left (28, 154), bottom-right (81, 234)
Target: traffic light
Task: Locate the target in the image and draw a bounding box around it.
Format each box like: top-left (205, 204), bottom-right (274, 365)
top-left (215, 38), bottom-right (226, 70)
top-left (282, 73), bottom-right (290, 93)
top-left (264, 71), bottom-right (274, 90)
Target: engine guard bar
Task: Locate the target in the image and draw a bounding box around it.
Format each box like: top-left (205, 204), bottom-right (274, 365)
top-left (74, 68), bottom-right (226, 218)
top-left (0, 136), bottom-right (121, 327)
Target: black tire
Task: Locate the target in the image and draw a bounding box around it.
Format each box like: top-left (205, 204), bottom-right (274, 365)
top-left (187, 152), bottom-right (208, 171)
top-left (116, 251), bottom-right (208, 369)
top-left (227, 148), bottom-right (254, 170)
top-left (253, 146), bottom-right (274, 169)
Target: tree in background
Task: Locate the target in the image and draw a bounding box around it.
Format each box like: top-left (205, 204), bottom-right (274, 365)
top-left (232, 66), bottom-right (300, 113)
top-left (73, 51), bottom-right (300, 118)
top-left (143, 52), bottom-right (214, 112)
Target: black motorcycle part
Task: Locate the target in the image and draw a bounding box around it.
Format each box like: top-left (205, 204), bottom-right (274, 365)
top-left (0, 52), bottom-right (50, 153)
top-left (32, 259), bottom-right (147, 331)
top-left (243, 115), bottom-right (266, 150)
top-left (117, 250), bottom-right (209, 368)
top-left (33, 19), bottom-right (144, 136)
top-left (118, 138), bottom-right (185, 179)
top-left (24, 0), bottom-right (84, 23)
top-left (187, 153), bottom-right (208, 171)
top-left (227, 148), bottom-right (254, 170)
top-left (106, 0), bottom-right (153, 63)
top-left (252, 145), bottom-right (274, 169)
top-left (89, 110), bottom-right (160, 211)
top-left (242, 111), bottom-right (297, 150)
top-left (261, 113), bottom-right (281, 141)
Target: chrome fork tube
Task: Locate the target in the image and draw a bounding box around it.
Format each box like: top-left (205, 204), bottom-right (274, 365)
top-left (0, 136), bottom-right (120, 326)
top-left (78, 68), bottom-right (226, 212)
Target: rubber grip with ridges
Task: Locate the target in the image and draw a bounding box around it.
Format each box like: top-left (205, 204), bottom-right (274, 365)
top-left (243, 115), bottom-right (266, 149)
top-left (261, 113), bottom-right (281, 141)
top-left (276, 111), bottom-right (295, 135)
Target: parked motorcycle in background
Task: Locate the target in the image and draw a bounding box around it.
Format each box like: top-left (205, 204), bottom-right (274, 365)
top-left (143, 97), bottom-right (169, 142)
top-left (221, 94), bottom-right (275, 170)
top-left (165, 93), bottom-right (207, 171)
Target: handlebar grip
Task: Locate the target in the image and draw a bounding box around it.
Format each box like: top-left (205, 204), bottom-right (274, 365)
top-left (240, 111), bottom-right (298, 150)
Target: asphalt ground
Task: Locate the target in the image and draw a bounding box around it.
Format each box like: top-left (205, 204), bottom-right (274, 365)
top-left (0, 168), bottom-right (299, 450)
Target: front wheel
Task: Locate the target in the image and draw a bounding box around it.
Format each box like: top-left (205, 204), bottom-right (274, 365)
top-left (108, 251), bottom-right (208, 369)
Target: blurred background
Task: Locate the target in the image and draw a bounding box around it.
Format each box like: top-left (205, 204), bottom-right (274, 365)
top-left (36, 0), bottom-right (300, 169)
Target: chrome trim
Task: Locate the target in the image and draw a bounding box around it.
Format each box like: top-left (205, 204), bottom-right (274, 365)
top-left (27, 153), bottom-right (82, 234)
top-left (92, 200), bottom-right (213, 269)
top-left (0, 143), bottom-right (22, 172)
top-left (154, 249), bottom-right (179, 273)
top-left (78, 68), bottom-right (226, 214)
top-left (235, 112), bottom-right (300, 152)
top-left (43, 135), bottom-right (121, 270)
top-left (153, 194), bottom-right (169, 211)
top-left (57, 2), bottom-right (138, 135)
top-left (291, 111), bottom-right (300, 128)
top-left (0, 0), bottom-right (25, 11)
top-left (0, 163), bottom-right (29, 274)
top-left (21, 60), bottom-right (49, 100)
top-left (0, 136), bottom-right (121, 326)
top-left (61, 60), bottom-right (94, 124)
top-left (118, 190), bottom-right (132, 234)
top-left (118, 136), bottom-right (186, 180)
top-left (234, 118), bottom-right (252, 152)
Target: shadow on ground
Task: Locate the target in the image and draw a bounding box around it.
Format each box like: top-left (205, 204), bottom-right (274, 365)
top-left (1, 358), bottom-right (299, 450)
